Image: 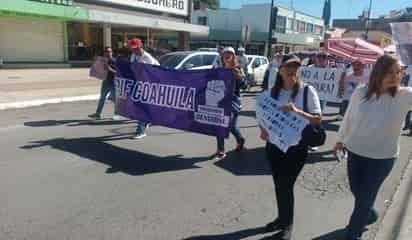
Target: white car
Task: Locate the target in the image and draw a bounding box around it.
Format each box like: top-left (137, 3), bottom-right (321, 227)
top-left (159, 51), bottom-right (218, 70)
top-left (246, 55), bottom-right (269, 86)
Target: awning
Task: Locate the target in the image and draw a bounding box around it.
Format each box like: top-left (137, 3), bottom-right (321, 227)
top-left (325, 38), bottom-right (384, 64)
top-left (88, 9), bottom-right (209, 36)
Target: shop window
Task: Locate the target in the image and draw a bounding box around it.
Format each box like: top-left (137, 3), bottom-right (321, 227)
top-left (67, 22), bottom-right (103, 61)
top-left (275, 16), bottom-right (286, 33)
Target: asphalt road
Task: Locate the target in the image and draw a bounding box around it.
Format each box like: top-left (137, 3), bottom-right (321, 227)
top-left (1, 92), bottom-right (411, 240)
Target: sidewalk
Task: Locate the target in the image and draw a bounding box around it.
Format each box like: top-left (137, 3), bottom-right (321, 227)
top-left (375, 152), bottom-right (412, 240)
top-left (0, 68), bottom-right (101, 110)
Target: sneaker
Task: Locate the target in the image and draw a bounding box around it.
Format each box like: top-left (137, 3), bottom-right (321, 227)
top-left (133, 133), bottom-right (147, 139)
top-left (214, 151), bottom-right (226, 159)
top-left (235, 138), bottom-right (245, 152)
top-left (111, 115), bottom-right (122, 120)
top-left (88, 113), bottom-right (101, 120)
top-left (309, 146), bottom-right (319, 152)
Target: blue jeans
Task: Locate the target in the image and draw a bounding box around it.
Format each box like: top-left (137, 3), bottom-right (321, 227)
top-left (346, 151), bottom-right (395, 240)
top-left (96, 80), bottom-right (114, 115)
top-left (339, 100), bottom-right (350, 116)
top-left (319, 100), bottom-right (327, 112)
top-left (136, 121), bottom-right (148, 135)
top-left (216, 112), bottom-right (244, 152)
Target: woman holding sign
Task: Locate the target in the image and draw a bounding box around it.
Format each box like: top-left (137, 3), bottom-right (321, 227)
top-left (214, 47), bottom-right (247, 159)
top-left (260, 55), bottom-right (322, 240)
top-left (334, 55), bottom-right (412, 240)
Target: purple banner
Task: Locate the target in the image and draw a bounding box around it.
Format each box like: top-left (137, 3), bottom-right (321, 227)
top-left (114, 60), bottom-right (233, 138)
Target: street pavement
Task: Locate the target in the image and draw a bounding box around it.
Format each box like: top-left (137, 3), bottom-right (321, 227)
top-left (0, 92), bottom-right (411, 240)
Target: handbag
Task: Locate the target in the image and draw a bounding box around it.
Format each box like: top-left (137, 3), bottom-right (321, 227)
top-left (301, 85), bottom-right (327, 147)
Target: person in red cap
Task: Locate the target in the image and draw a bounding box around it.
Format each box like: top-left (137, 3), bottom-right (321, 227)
top-left (129, 38), bottom-right (160, 139)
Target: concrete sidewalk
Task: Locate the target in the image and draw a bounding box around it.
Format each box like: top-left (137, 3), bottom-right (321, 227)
top-left (0, 68), bottom-right (101, 109)
top-left (375, 152), bottom-right (412, 240)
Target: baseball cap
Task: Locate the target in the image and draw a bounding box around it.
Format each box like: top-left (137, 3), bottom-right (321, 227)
top-left (130, 38), bottom-right (143, 49)
top-left (238, 47), bottom-right (245, 52)
top-left (280, 54), bottom-right (301, 67)
top-left (223, 47), bottom-right (236, 55)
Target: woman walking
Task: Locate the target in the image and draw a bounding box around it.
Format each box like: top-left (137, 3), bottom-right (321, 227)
top-left (260, 55), bottom-right (322, 240)
top-left (214, 47), bottom-right (246, 159)
top-left (334, 55), bottom-right (412, 240)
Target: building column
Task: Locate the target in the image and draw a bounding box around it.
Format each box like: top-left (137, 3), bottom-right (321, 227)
top-left (178, 31), bottom-right (190, 51)
top-left (264, 40), bottom-right (269, 57)
top-left (63, 21), bottom-right (68, 63)
top-left (103, 23), bottom-right (112, 48)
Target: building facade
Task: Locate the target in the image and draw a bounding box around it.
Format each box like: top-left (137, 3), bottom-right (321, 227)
top-left (191, 3), bottom-right (324, 56)
top-left (0, 0), bottom-right (209, 65)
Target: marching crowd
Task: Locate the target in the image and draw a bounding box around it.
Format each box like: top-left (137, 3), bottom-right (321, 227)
top-left (88, 38), bottom-right (412, 240)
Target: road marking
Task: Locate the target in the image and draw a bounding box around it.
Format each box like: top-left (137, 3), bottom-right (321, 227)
top-left (0, 95), bottom-right (99, 110)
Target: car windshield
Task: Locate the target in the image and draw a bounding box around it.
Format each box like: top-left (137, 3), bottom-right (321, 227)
top-left (247, 57), bottom-right (253, 64)
top-left (159, 54), bottom-right (188, 68)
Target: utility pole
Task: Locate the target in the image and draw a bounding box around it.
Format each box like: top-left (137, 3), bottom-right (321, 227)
top-left (267, 0), bottom-right (275, 58)
top-left (365, 0), bottom-right (373, 39)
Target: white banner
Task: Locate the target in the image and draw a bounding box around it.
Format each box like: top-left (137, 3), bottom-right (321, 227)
top-left (95, 0), bottom-right (189, 16)
top-left (89, 56), bottom-right (108, 81)
top-left (300, 67), bottom-right (344, 103)
top-left (256, 93), bottom-right (309, 153)
top-left (391, 22), bottom-right (412, 66)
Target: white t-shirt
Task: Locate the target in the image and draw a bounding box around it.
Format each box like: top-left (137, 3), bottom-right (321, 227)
top-left (130, 51), bottom-right (159, 65)
top-left (237, 55), bottom-right (248, 69)
top-left (272, 84), bottom-right (322, 115)
top-left (337, 86), bottom-right (412, 158)
top-left (343, 73), bottom-right (369, 100)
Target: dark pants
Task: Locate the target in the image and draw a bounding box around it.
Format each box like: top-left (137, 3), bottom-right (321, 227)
top-left (405, 111), bottom-right (412, 129)
top-left (346, 151), bottom-right (395, 240)
top-left (339, 100), bottom-right (350, 116)
top-left (266, 142), bottom-right (307, 227)
top-left (216, 112), bottom-right (244, 152)
top-left (96, 80), bottom-right (114, 115)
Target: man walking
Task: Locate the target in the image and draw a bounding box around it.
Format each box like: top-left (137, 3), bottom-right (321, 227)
top-left (129, 38), bottom-right (160, 139)
top-left (88, 47), bottom-right (117, 120)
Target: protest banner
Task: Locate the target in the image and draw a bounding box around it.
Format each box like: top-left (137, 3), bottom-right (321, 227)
top-left (114, 59), bottom-right (233, 138)
top-left (391, 22), bottom-right (412, 66)
top-left (299, 67), bottom-right (343, 102)
top-left (89, 56), bottom-right (108, 81)
top-left (256, 92), bottom-right (309, 153)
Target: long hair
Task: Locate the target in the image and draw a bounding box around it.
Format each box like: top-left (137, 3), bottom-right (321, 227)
top-left (223, 54), bottom-right (244, 78)
top-left (365, 55), bottom-right (399, 101)
top-left (271, 68), bottom-right (301, 100)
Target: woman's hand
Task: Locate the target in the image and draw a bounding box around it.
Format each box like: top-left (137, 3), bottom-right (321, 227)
top-left (259, 126), bottom-right (269, 141)
top-left (333, 142), bottom-right (345, 156)
top-left (280, 103), bottom-right (300, 113)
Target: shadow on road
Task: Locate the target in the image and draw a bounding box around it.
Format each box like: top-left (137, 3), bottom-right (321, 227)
top-left (239, 110), bottom-right (256, 119)
top-left (20, 134), bottom-right (210, 176)
top-left (323, 119), bottom-right (340, 132)
top-left (24, 119), bottom-right (134, 127)
top-left (184, 226), bottom-right (266, 240)
top-left (214, 147), bottom-right (271, 176)
top-left (311, 228), bottom-right (347, 240)
top-left (306, 150), bottom-right (337, 164)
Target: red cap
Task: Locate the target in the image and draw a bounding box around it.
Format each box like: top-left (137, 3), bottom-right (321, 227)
top-left (130, 38), bottom-right (143, 49)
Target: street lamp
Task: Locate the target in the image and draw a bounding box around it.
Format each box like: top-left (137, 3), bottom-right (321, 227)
top-left (364, 0), bottom-right (373, 39)
top-left (268, 0), bottom-right (275, 58)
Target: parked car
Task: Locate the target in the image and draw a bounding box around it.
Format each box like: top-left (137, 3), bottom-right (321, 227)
top-left (159, 51), bottom-right (218, 70)
top-left (246, 55), bottom-right (269, 87)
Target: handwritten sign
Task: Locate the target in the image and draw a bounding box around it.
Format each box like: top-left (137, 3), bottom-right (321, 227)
top-left (391, 22), bottom-right (412, 66)
top-left (256, 93), bottom-right (309, 153)
top-left (299, 67), bottom-right (343, 103)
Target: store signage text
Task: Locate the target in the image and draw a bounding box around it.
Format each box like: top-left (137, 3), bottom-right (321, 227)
top-left (95, 0), bottom-right (189, 16)
top-left (30, 0), bottom-right (73, 6)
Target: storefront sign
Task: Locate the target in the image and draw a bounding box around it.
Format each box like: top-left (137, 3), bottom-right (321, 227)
top-left (114, 59), bottom-right (233, 138)
top-left (29, 0), bottom-right (73, 6)
top-left (256, 92), bottom-right (309, 153)
top-left (300, 67), bottom-right (344, 103)
top-left (95, 0), bottom-right (189, 16)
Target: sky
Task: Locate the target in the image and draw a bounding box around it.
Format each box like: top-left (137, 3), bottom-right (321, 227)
top-left (219, 0), bottom-right (410, 20)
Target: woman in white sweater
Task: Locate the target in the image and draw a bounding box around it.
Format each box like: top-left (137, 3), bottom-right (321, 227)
top-left (334, 55), bottom-right (412, 240)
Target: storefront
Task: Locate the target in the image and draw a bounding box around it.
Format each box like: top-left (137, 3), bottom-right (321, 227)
top-left (0, 0), bottom-right (88, 63)
top-left (0, 0), bottom-right (209, 65)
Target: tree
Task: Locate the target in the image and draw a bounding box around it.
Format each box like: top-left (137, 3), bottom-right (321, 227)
top-left (322, 0), bottom-right (331, 28)
top-left (193, 0), bottom-right (220, 10)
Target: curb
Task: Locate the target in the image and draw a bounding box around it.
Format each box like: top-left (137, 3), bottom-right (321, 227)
top-left (374, 152), bottom-right (412, 240)
top-left (0, 94), bottom-right (100, 110)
